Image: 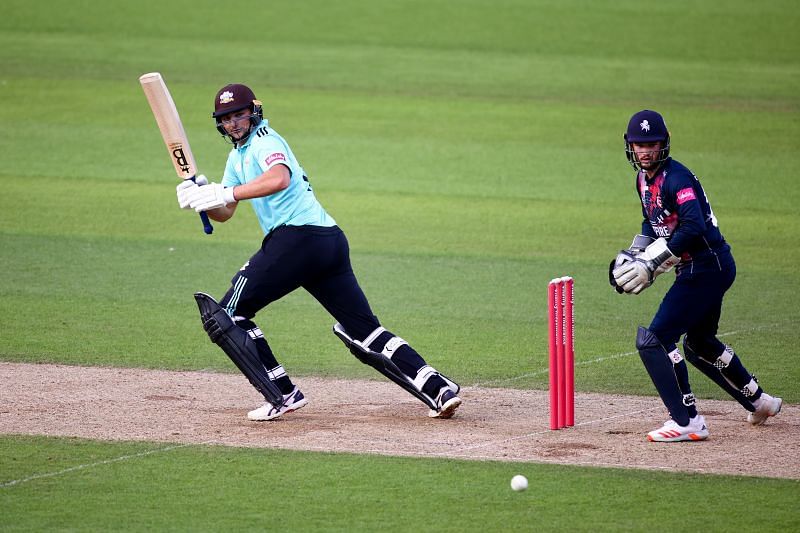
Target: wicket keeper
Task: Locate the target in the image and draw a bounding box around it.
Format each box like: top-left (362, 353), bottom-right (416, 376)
top-left (610, 110), bottom-right (782, 442)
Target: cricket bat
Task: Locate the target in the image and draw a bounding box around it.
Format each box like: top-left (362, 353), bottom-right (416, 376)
top-left (139, 72), bottom-right (213, 234)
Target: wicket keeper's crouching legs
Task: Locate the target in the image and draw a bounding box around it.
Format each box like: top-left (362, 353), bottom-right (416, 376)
top-left (638, 260), bottom-right (781, 442)
top-left (208, 225), bottom-right (461, 421)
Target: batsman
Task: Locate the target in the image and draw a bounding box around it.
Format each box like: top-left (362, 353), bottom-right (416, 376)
top-left (177, 83), bottom-right (462, 421)
top-left (610, 110), bottom-right (782, 442)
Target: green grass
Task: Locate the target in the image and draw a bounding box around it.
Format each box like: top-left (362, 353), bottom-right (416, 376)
top-left (1, 0), bottom-right (799, 529)
top-left (2, 436), bottom-right (798, 532)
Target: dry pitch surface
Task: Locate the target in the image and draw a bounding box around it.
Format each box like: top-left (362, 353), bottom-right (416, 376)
top-left (1, 362), bottom-right (797, 479)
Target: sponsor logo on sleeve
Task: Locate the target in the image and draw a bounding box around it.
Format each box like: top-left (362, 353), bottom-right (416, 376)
top-left (266, 152), bottom-right (286, 166)
top-left (676, 187), bottom-right (697, 205)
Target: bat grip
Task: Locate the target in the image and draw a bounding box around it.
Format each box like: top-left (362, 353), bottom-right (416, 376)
top-left (199, 212), bottom-right (214, 234)
top-left (189, 176), bottom-right (214, 235)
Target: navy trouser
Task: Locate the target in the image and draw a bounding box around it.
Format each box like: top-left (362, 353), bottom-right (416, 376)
top-left (217, 225), bottom-right (445, 399)
top-left (646, 251), bottom-right (766, 418)
top-left (219, 225), bottom-right (380, 340)
top-left (649, 253), bottom-right (736, 351)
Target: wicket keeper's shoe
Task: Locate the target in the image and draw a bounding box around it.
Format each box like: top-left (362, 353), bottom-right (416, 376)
top-left (428, 388), bottom-right (462, 419)
top-left (647, 415), bottom-right (709, 442)
top-left (747, 393), bottom-right (782, 426)
top-left (248, 386), bottom-right (308, 421)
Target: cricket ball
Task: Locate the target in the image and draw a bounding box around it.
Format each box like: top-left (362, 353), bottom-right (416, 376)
top-left (510, 474), bottom-right (528, 492)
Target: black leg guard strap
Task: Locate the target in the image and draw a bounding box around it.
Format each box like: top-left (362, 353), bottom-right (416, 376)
top-left (636, 326), bottom-right (690, 426)
top-left (332, 323), bottom-right (459, 410)
top-left (194, 292), bottom-right (284, 408)
top-left (683, 339), bottom-right (755, 412)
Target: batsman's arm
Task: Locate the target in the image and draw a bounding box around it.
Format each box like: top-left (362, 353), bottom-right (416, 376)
top-left (187, 165), bottom-right (290, 220)
top-left (205, 202), bottom-right (237, 222)
top-left (230, 164), bottom-right (291, 200)
top-left (202, 166), bottom-right (289, 221)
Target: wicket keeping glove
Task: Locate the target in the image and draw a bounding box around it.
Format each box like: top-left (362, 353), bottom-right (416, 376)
top-left (187, 181), bottom-right (237, 213)
top-left (176, 174), bottom-right (208, 209)
top-left (608, 234), bottom-right (655, 294)
top-left (609, 251), bottom-right (634, 294)
top-left (612, 237), bottom-right (679, 294)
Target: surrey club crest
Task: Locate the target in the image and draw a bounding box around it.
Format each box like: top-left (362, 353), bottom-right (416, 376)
top-left (219, 91), bottom-right (235, 104)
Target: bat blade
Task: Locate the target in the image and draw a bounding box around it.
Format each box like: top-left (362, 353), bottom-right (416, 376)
top-left (139, 72), bottom-right (213, 234)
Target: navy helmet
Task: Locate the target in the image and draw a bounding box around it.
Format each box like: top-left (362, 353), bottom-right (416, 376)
top-left (624, 110), bottom-right (670, 171)
top-left (212, 83), bottom-right (263, 142)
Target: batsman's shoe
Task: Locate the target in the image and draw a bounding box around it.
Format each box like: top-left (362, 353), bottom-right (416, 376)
top-left (647, 415), bottom-right (709, 442)
top-left (747, 393), bottom-right (782, 426)
top-left (428, 389), bottom-right (462, 419)
top-left (248, 386), bottom-right (308, 421)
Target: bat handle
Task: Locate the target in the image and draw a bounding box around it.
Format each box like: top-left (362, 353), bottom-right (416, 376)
top-left (199, 211), bottom-right (214, 234)
top-left (189, 176), bottom-right (214, 235)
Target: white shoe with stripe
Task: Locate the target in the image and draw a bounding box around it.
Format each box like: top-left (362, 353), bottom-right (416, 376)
top-left (647, 415), bottom-right (709, 442)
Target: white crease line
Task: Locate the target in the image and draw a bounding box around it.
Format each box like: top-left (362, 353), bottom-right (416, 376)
top-left (474, 324), bottom-right (778, 388)
top-left (0, 440), bottom-right (217, 488)
top-left (475, 350), bottom-right (636, 387)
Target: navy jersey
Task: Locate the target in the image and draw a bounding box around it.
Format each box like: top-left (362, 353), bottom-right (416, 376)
top-left (636, 158), bottom-right (730, 274)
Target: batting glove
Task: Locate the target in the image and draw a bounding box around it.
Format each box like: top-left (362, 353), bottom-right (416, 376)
top-left (176, 174), bottom-right (208, 209)
top-left (187, 181), bottom-right (237, 213)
